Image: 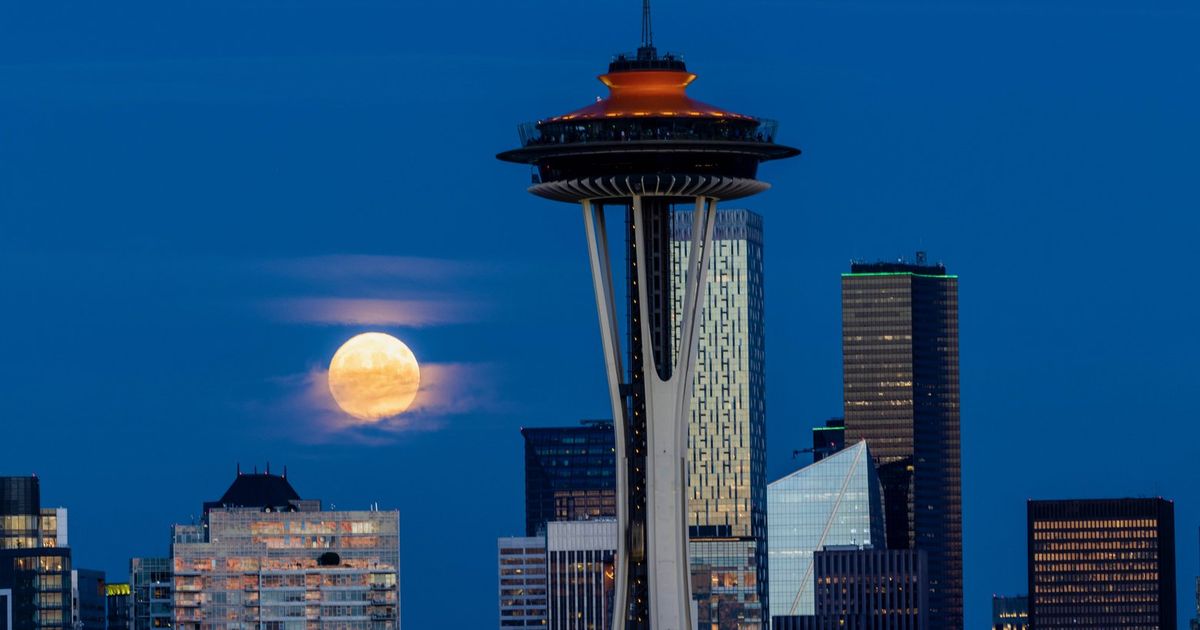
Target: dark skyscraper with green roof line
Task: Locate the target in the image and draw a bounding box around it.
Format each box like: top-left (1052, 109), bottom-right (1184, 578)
top-left (842, 258), bottom-right (962, 629)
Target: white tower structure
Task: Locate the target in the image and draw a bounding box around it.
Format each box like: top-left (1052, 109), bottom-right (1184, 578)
top-left (498, 5), bottom-right (798, 627)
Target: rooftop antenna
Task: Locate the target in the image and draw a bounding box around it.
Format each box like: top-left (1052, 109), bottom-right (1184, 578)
top-left (638, 0), bottom-right (655, 59)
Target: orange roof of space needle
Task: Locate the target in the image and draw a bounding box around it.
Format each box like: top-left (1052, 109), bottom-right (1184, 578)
top-left (545, 68), bottom-right (756, 123)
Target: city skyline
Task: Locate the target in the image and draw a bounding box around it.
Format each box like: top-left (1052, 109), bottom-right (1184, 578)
top-left (3, 0), bottom-right (1200, 628)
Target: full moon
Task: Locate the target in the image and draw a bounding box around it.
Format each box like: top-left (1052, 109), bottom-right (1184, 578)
top-left (327, 332), bottom-right (421, 420)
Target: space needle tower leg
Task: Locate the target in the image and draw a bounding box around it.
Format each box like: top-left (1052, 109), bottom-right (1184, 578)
top-left (584, 195), bottom-right (718, 630)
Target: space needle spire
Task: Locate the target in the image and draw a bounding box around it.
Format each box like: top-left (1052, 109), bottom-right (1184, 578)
top-left (499, 3), bottom-right (799, 627)
top-left (639, 0), bottom-right (654, 58)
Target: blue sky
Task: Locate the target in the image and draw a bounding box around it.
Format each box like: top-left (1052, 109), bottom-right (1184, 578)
top-left (2, 0), bottom-right (1198, 626)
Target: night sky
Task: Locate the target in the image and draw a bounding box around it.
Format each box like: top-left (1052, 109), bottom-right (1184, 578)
top-left (2, 0), bottom-right (1198, 627)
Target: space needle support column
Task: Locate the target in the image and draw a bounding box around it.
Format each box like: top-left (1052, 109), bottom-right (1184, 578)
top-left (582, 198), bottom-right (632, 625)
top-left (638, 194), bottom-right (715, 630)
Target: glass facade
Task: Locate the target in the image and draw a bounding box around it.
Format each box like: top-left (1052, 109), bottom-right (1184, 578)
top-left (767, 441), bottom-right (886, 620)
top-left (1027, 498), bottom-right (1175, 629)
top-left (672, 209), bottom-right (767, 629)
top-left (842, 262), bottom-right (961, 629)
top-left (170, 474), bottom-right (400, 630)
top-left (992, 595), bottom-right (1028, 630)
top-left (522, 422), bottom-right (616, 537)
top-left (130, 557), bottom-right (173, 630)
top-left (498, 536), bottom-right (548, 628)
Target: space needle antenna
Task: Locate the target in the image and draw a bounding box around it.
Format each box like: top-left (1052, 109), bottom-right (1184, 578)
top-left (639, 0), bottom-right (654, 55)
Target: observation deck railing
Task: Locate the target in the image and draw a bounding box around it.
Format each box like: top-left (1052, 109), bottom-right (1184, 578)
top-left (517, 117), bottom-right (780, 148)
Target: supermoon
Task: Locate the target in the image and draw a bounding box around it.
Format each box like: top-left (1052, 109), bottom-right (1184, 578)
top-left (328, 332), bottom-right (420, 420)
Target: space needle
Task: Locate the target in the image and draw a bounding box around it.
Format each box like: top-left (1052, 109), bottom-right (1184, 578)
top-left (498, 3), bottom-right (799, 628)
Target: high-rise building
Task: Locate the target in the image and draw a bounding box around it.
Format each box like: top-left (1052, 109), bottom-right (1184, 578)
top-left (106, 583), bottom-right (131, 630)
top-left (129, 557), bottom-right (172, 630)
top-left (672, 208), bottom-right (768, 628)
top-left (1027, 498), bottom-right (1175, 629)
top-left (498, 0), bottom-right (799, 625)
top-left (546, 520), bottom-right (617, 630)
top-left (811, 419), bottom-right (844, 463)
top-left (171, 471), bottom-right (400, 630)
top-left (71, 569), bottom-right (107, 630)
top-left (522, 421), bottom-right (617, 536)
top-left (499, 521), bottom-right (618, 630)
top-left (767, 441), bottom-right (886, 623)
top-left (810, 546), bottom-right (927, 630)
top-left (0, 476), bottom-right (73, 630)
top-left (992, 595), bottom-right (1028, 630)
top-left (842, 258), bottom-right (961, 628)
top-left (498, 536), bottom-right (549, 629)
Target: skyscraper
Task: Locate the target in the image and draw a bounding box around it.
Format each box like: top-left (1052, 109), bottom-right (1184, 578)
top-left (842, 258), bottom-right (961, 628)
top-left (1027, 498), bottom-right (1175, 629)
top-left (0, 476), bottom-right (73, 630)
top-left (767, 441), bottom-right (886, 623)
top-left (171, 471), bottom-right (400, 630)
top-left (811, 419), bottom-right (844, 463)
top-left (546, 520), bottom-right (618, 630)
top-left (991, 595), bottom-right (1028, 630)
top-left (810, 546), bottom-right (927, 630)
top-left (523, 421), bottom-right (617, 536)
top-left (497, 0), bottom-right (799, 624)
top-left (498, 536), bottom-right (549, 629)
top-left (671, 208), bottom-right (767, 628)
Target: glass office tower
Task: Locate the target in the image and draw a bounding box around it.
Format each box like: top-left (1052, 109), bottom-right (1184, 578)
top-left (767, 441), bottom-right (886, 621)
top-left (1027, 498), bottom-right (1175, 629)
top-left (522, 421), bottom-right (616, 536)
top-left (672, 208), bottom-right (767, 629)
top-left (171, 472), bottom-right (400, 630)
top-left (842, 259), bottom-right (961, 629)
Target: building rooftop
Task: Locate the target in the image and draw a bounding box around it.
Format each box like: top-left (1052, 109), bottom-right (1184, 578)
top-left (203, 470), bottom-right (308, 513)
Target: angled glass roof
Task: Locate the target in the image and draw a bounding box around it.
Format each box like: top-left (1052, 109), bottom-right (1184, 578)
top-left (767, 441), bottom-right (886, 619)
